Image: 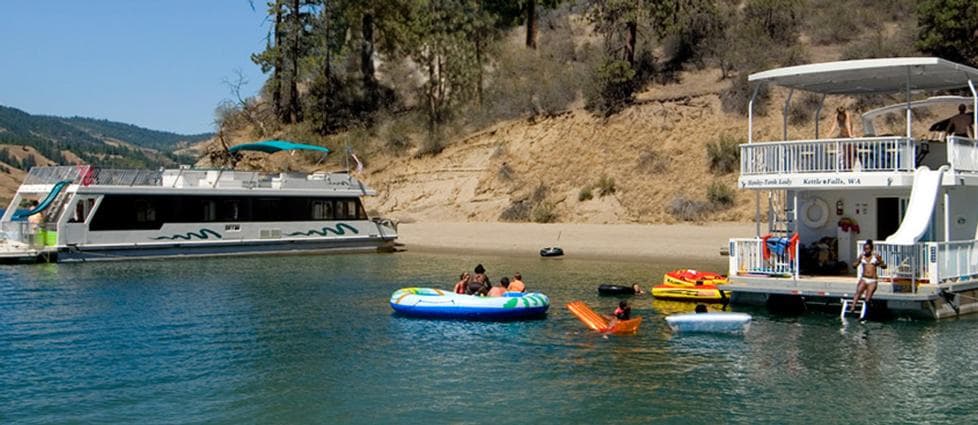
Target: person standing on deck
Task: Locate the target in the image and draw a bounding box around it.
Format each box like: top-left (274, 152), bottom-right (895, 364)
top-left (945, 104), bottom-right (975, 139)
top-left (850, 240), bottom-right (886, 313)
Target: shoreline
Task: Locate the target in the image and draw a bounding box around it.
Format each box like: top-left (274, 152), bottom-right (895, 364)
top-left (395, 222), bottom-right (755, 264)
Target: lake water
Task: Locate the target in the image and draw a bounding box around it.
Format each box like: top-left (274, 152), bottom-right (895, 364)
top-left (2, 252), bottom-right (978, 424)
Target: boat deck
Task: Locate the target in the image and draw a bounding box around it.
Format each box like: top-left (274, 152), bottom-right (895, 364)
top-left (727, 274), bottom-right (946, 302)
top-left (0, 241), bottom-right (57, 263)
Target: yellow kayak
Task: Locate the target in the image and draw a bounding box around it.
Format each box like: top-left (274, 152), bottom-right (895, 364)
top-left (652, 284), bottom-right (730, 303)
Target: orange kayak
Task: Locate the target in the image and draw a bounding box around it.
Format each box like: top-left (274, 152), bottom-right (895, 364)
top-left (663, 269), bottom-right (728, 287)
top-left (566, 301), bottom-right (642, 334)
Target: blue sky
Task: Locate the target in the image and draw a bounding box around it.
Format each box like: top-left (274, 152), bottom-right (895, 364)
top-left (0, 1), bottom-right (270, 134)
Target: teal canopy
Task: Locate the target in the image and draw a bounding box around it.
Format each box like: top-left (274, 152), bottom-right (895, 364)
top-left (228, 140), bottom-right (331, 155)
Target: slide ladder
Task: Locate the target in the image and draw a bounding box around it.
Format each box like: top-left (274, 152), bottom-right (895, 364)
top-left (840, 299), bottom-right (867, 320)
top-left (13, 180), bottom-right (73, 220)
top-left (884, 166), bottom-right (948, 245)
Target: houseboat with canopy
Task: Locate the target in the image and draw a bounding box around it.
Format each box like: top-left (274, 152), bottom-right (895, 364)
top-left (0, 140), bottom-right (398, 262)
top-left (726, 57), bottom-right (978, 319)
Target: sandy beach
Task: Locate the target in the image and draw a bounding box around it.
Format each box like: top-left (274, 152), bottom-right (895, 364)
top-left (396, 221), bottom-right (756, 262)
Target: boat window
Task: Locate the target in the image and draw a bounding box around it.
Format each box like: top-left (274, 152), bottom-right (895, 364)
top-left (89, 194), bottom-right (368, 231)
top-left (220, 200), bottom-right (239, 221)
top-left (135, 200), bottom-right (156, 223)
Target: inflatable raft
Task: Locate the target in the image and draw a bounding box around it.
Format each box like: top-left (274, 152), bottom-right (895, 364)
top-left (540, 247), bottom-right (564, 257)
top-left (665, 312), bottom-right (751, 333)
top-left (390, 287), bottom-right (550, 319)
top-left (651, 284), bottom-right (730, 302)
top-left (597, 284), bottom-right (636, 296)
top-left (663, 269), bottom-right (728, 287)
top-left (566, 301), bottom-right (642, 334)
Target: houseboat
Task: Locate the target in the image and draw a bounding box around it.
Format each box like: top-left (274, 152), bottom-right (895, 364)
top-left (0, 141), bottom-right (398, 262)
top-left (726, 57), bottom-right (978, 319)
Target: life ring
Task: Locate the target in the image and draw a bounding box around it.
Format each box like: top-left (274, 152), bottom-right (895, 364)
top-left (801, 197), bottom-right (829, 229)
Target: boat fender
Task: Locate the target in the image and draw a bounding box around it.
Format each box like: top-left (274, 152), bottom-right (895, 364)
top-left (802, 197), bottom-right (830, 229)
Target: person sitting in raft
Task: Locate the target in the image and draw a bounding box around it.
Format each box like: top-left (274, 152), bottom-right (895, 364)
top-left (695, 304), bottom-right (708, 313)
top-left (488, 277), bottom-right (510, 297)
top-left (466, 264), bottom-right (491, 296)
top-left (606, 300), bottom-right (631, 330)
top-left (509, 272), bottom-right (526, 293)
top-left (850, 240), bottom-right (886, 313)
top-left (453, 272), bottom-right (470, 294)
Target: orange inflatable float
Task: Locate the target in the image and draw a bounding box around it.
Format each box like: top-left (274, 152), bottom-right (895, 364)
top-left (663, 269), bottom-right (728, 287)
top-left (566, 301), bottom-right (642, 334)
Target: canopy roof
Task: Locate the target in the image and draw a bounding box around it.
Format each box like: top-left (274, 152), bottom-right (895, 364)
top-left (749, 57), bottom-right (978, 95)
top-left (228, 140), bottom-right (331, 154)
top-left (861, 96), bottom-right (975, 134)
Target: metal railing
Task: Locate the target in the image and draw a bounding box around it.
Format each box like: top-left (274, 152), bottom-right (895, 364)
top-left (947, 136), bottom-right (978, 172)
top-left (934, 240), bottom-right (978, 283)
top-left (730, 238), bottom-right (796, 277)
top-left (862, 240), bottom-right (978, 287)
top-left (20, 166), bottom-right (364, 191)
top-left (862, 241), bottom-right (929, 291)
top-left (740, 137), bottom-right (916, 175)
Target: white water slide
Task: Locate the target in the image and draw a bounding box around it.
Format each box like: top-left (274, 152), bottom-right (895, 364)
top-left (885, 166), bottom-right (948, 245)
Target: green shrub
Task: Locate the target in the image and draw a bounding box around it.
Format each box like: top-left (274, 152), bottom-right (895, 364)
top-left (497, 162), bottom-right (514, 181)
top-left (531, 202), bottom-right (558, 223)
top-left (707, 135), bottom-right (742, 175)
top-left (578, 186), bottom-right (594, 202)
top-left (596, 175), bottom-right (616, 197)
top-left (707, 181), bottom-right (735, 207)
top-left (636, 151), bottom-right (668, 174)
top-left (585, 58), bottom-right (637, 116)
top-left (499, 200), bottom-right (530, 222)
top-left (414, 135), bottom-right (444, 158)
top-left (667, 196), bottom-right (710, 222)
top-left (788, 93), bottom-right (823, 126)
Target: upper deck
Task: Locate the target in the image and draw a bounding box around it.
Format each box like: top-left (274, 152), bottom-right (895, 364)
top-left (18, 166), bottom-right (376, 196)
top-left (740, 58), bottom-right (978, 190)
top-left (739, 135), bottom-right (978, 189)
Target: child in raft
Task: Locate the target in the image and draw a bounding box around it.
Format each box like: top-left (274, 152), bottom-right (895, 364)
top-left (487, 277), bottom-right (510, 297)
top-left (606, 300), bottom-right (632, 329)
top-left (453, 273), bottom-right (470, 294)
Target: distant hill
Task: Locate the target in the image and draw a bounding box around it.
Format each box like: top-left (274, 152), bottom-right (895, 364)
top-left (0, 104), bottom-right (211, 169)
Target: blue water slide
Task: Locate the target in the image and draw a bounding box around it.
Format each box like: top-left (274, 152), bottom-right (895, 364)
top-left (13, 179), bottom-right (73, 220)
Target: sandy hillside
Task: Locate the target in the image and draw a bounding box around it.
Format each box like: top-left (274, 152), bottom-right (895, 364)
top-left (360, 68), bottom-right (812, 224)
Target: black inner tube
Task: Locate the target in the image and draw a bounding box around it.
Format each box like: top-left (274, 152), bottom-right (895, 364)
top-left (598, 284), bottom-right (635, 295)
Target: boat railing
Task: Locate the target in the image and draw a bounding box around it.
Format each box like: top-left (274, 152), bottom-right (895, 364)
top-left (729, 238), bottom-right (797, 278)
top-left (0, 221), bottom-right (41, 247)
top-left (947, 136), bottom-right (978, 173)
top-left (740, 137), bottom-right (916, 176)
top-left (21, 166), bottom-right (366, 191)
top-left (861, 240), bottom-right (978, 288)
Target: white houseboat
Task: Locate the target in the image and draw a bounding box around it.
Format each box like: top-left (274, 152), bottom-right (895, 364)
top-left (0, 141), bottom-right (398, 262)
top-left (726, 57), bottom-right (978, 319)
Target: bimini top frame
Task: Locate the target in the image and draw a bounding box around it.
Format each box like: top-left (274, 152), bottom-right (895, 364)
top-left (746, 57), bottom-right (978, 143)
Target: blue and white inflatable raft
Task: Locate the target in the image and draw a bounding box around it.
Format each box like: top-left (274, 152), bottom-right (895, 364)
top-left (390, 287), bottom-right (550, 320)
top-left (665, 312), bottom-right (751, 333)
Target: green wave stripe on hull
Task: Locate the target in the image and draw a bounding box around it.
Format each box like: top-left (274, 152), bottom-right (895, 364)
top-left (152, 229), bottom-right (223, 240)
top-left (286, 223), bottom-right (359, 237)
top-left (503, 294), bottom-right (547, 309)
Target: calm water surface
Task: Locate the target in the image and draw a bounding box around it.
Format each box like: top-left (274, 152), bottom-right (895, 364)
top-left (2, 252), bottom-right (977, 424)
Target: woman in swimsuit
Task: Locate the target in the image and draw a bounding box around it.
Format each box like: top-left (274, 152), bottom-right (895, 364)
top-left (851, 240), bottom-right (886, 312)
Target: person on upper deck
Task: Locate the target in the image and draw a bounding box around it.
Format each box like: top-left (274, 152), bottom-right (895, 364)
top-left (827, 106), bottom-right (855, 138)
top-left (944, 104), bottom-right (975, 139)
top-left (850, 240), bottom-right (886, 313)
